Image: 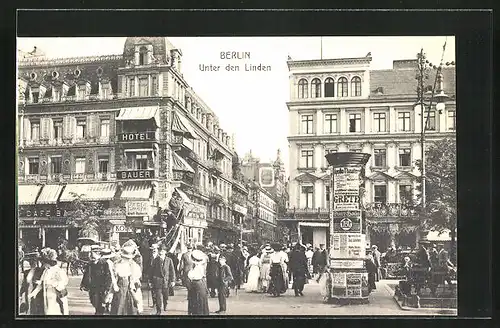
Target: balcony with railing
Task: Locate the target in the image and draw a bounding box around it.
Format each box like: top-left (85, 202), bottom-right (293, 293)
top-left (363, 202), bottom-right (417, 218)
top-left (208, 160), bottom-right (223, 176)
top-left (172, 171), bottom-right (194, 186)
top-left (21, 136), bottom-right (113, 148)
top-left (209, 190), bottom-right (225, 205)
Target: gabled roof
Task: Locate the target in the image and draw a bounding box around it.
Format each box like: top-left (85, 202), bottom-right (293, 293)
top-left (295, 172), bottom-right (319, 183)
top-left (367, 171), bottom-right (395, 181)
top-left (394, 171), bottom-right (418, 180)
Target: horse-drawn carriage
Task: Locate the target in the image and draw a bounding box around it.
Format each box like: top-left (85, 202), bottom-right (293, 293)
top-left (61, 237), bottom-right (109, 276)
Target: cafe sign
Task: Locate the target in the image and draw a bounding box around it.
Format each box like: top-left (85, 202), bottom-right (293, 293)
top-left (126, 201), bottom-right (149, 216)
top-left (18, 207), bottom-right (69, 218)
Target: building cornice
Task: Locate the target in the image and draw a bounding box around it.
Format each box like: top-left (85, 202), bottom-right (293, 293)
top-left (18, 54), bottom-right (123, 68)
top-left (287, 98), bottom-right (456, 109)
top-left (288, 132), bottom-right (456, 143)
top-left (287, 57), bottom-right (372, 70)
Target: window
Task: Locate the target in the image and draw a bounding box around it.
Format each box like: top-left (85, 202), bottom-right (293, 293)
top-left (301, 186), bottom-right (314, 208)
top-left (326, 186), bottom-right (331, 203)
top-left (425, 110), bottom-right (436, 131)
top-left (374, 113), bottom-right (386, 132)
top-left (98, 155), bottom-right (109, 173)
top-left (77, 88), bottom-right (86, 100)
top-left (374, 185), bottom-right (387, 203)
top-left (311, 78), bottom-right (321, 98)
top-left (399, 148), bottom-right (411, 167)
top-left (129, 77), bottom-right (135, 97)
top-left (324, 113), bottom-right (337, 133)
top-left (324, 78), bottom-right (334, 97)
top-left (51, 156), bottom-right (62, 174)
top-left (53, 120), bottom-right (63, 140)
top-left (100, 118), bottom-right (109, 137)
top-left (301, 114), bottom-right (313, 134)
top-left (447, 110), bottom-right (456, 130)
top-left (76, 119), bottom-right (86, 139)
top-left (28, 157), bottom-right (39, 174)
top-left (152, 75), bottom-right (158, 96)
top-left (139, 46), bottom-right (148, 65)
top-left (139, 78), bottom-right (149, 97)
top-left (337, 77), bottom-right (348, 97)
top-left (373, 149), bottom-right (387, 167)
top-left (298, 79), bottom-right (308, 99)
top-left (136, 154), bottom-right (148, 170)
top-left (53, 89), bottom-right (61, 102)
top-left (300, 150), bottom-right (314, 168)
top-left (31, 92), bottom-right (39, 103)
top-left (399, 185), bottom-right (413, 204)
top-left (30, 121), bottom-right (40, 140)
top-left (351, 77), bottom-right (362, 96)
top-left (75, 157), bottom-right (86, 174)
top-left (398, 112), bottom-right (411, 131)
top-left (349, 113), bottom-right (361, 132)
top-left (102, 87), bottom-right (109, 99)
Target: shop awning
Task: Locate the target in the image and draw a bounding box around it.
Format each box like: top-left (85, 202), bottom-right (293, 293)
top-left (116, 107), bottom-right (160, 127)
top-left (18, 185), bottom-right (42, 205)
top-left (36, 184), bottom-right (64, 204)
top-left (59, 183), bottom-right (117, 202)
top-left (298, 222), bottom-right (329, 228)
top-left (121, 182), bottom-right (152, 200)
top-left (172, 152), bottom-right (195, 173)
top-left (174, 188), bottom-right (191, 203)
top-left (171, 112), bottom-right (197, 139)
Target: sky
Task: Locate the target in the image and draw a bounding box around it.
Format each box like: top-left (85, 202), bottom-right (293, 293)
top-left (17, 36), bottom-right (455, 173)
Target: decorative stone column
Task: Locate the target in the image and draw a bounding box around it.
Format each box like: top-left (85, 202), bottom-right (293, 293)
top-left (326, 152), bottom-right (371, 303)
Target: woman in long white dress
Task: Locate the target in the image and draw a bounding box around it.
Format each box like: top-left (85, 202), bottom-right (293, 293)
top-left (259, 246), bottom-right (273, 293)
top-left (246, 253), bottom-right (261, 292)
top-left (28, 248), bottom-right (69, 315)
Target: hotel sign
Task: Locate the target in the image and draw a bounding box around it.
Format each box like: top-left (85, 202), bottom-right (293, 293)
top-left (117, 169), bottom-right (155, 180)
top-left (118, 131), bottom-right (156, 143)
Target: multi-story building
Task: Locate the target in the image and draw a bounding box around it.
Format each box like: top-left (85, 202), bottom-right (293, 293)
top-left (16, 37), bottom-right (236, 249)
top-left (283, 55), bottom-right (456, 251)
top-left (248, 181), bottom-right (278, 243)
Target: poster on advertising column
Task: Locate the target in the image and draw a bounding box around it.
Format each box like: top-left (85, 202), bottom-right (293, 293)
top-left (331, 233), bottom-right (365, 258)
top-left (332, 166), bottom-right (361, 211)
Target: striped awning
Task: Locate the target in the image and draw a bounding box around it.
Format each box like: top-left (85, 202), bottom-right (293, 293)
top-left (172, 152), bottom-right (195, 173)
top-left (18, 185), bottom-right (42, 205)
top-left (171, 112), bottom-right (197, 139)
top-left (59, 183), bottom-right (117, 202)
top-left (116, 107), bottom-right (160, 127)
top-left (174, 188), bottom-right (191, 203)
top-left (121, 182), bottom-right (152, 200)
top-left (37, 184), bottom-right (64, 204)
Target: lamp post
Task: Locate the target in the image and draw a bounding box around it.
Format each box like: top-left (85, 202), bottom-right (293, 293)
top-left (416, 47), bottom-right (454, 209)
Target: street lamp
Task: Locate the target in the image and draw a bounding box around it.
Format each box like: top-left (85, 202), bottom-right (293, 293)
top-left (416, 48), bottom-right (454, 209)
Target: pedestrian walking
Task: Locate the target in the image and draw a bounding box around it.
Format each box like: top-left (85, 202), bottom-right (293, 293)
top-left (215, 255), bottom-right (234, 314)
top-left (149, 245), bottom-right (176, 315)
top-left (364, 250), bottom-right (377, 292)
top-left (148, 244), bottom-right (159, 309)
top-left (206, 248), bottom-right (220, 298)
top-left (80, 245), bottom-right (113, 315)
top-left (187, 250), bottom-right (210, 315)
top-left (245, 251), bottom-right (261, 292)
top-left (167, 250), bottom-right (179, 296)
top-left (19, 251), bottom-right (45, 315)
top-left (259, 246), bottom-right (273, 293)
top-left (371, 245), bottom-right (382, 282)
top-left (179, 244), bottom-right (194, 290)
top-left (27, 248), bottom-right (69, 315)
top-left (289, 243), bottom-right (308, 296)
top-left (305, 245), bottom-right (314, 276)
top-left (268, 245), bottom-right (286, 297)
top-left (110, 245), bottom-right (142, 315)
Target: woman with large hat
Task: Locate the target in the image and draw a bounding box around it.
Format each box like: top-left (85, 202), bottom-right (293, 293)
top-left (259, 245), bottom-right (273, 293)
top-left (19, 249), bottom-right (45, 315)
top-left (110, 244), bottom-right (142, 315)
top-left (186, 249), bottom-right (210, 315)
top-left (27, 248), bottom-right (69, 315)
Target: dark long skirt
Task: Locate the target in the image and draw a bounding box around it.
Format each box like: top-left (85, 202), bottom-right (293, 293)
top-left (110, 277), bottom-right (138, 315)
top-left (269, 264), bottom-right (285, 296)
top-left (368, 272), bottom-right (377, 292)
top-left (187, 279), bottom-right (209, 315)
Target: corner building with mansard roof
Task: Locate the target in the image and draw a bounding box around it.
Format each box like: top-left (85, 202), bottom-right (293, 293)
top-left (282, 55), bottom-right (456, 251)
top-left (17, 37), bottom-right (238, 249)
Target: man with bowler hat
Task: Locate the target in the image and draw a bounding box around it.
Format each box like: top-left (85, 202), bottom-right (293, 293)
top-left (149, 245), bottom-right (176, 315)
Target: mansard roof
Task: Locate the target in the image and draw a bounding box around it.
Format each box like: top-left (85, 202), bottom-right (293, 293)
top-left (123, 37), bottom-right (170, 64)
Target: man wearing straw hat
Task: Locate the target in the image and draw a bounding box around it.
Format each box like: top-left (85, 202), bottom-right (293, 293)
top-left (80, 245), bottom-right (113, 315)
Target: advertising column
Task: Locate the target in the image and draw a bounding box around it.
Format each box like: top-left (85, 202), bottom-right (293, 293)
top-left (326, 152), bottom-right (371, 303)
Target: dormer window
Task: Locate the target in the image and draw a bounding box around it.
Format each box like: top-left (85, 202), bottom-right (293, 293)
top-left (139, 46), bottom-right (148, 66)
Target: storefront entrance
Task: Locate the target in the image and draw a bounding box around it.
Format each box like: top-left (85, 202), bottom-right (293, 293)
top-left (20, 228), bottom-right (41, 251)
top-left (44, 228), bottom-right (66, 249)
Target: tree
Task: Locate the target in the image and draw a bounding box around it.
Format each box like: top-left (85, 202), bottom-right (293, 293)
top-left (416, 137), bottom-right (457, 261)
top-left (66, 193), bottom-right (111, 242)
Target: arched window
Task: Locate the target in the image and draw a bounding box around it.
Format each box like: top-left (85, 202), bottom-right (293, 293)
top-left (297, 79), bottom-right (308, 99)
top-left (311, 78), bottom-right (321, 98)
top-left (324, 78), bottom-right (334, 97)
top-left (351, 76), bottom-right (362, 97)
top-left (139, 46), bottom-right (148, 66)
top-left (337, 77), bottom-right (348, 97)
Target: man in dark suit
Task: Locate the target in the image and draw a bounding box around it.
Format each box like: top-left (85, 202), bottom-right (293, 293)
top-left (149, 245), bottom-right (176, 315)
